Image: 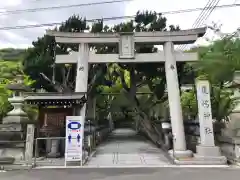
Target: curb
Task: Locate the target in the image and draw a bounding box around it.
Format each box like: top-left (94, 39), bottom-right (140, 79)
top-left (32, 150), bottom-right (97, 169)
top-left (0, 164), bottom-right (33, 171)
top-left (144, 139), bottom-right (174, 164)
top-left (31, 164), bottom-right (231, 169)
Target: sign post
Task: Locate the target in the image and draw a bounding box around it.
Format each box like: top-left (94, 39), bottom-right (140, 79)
top-left (65, 116), bottom-right (84, 166)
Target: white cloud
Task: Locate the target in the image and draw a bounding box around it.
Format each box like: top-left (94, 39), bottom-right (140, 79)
top-left (0, 0), bottom-right (128, 48)
top-left (0, 0), bottom-right (22, 7)
top-left (126, 0), bottom-right (240, 48)
top-left (0, 0), bottom-right (239, 48)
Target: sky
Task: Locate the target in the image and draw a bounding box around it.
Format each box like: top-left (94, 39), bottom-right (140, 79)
top-left (0, 0), bottom-right (239, 49)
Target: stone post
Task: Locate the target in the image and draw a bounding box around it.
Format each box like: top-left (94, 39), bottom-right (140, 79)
top-left (196, 80), bottom-right (215, 146)
top-left (25, 124), bottom-right (35, 165)
top-left (107, 112), bottom-right (113, 132)
top-left (162, 121), bottom-right (172, 149)
top-left (164, 42), bottom-right (192, 158)
top-left (48, 139), bottom-right (60, 157)
top-left (195, 80), bottom-right (226, 163)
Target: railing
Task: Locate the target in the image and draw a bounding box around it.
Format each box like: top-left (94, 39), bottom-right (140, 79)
top-left (34, 137), bottom-right (64, 167)
top-left (33, 133), bottom-right (96, 167)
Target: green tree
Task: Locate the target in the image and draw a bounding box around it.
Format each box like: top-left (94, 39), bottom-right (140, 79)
top-left (0, 60), bottom-right (35, 120)
top-left (181, 37), bottom-right (240, 123)
top-left (181, 90), bottom-right (198, 120)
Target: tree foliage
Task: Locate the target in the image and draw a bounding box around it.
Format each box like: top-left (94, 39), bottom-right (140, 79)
top-left (0, 60), bottom-right (35, 120)
top-left (181, 37), bottom-right (240, 121)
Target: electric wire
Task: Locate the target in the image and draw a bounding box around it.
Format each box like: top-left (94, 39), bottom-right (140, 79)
top-left (180, 0), bottom-right (221, 50)
top-left (0, 0), bottom-right (134, 15)
top-left (178, 0), bottom-right (217, 50)
top-left (0, 3), bottom-right (239, 30)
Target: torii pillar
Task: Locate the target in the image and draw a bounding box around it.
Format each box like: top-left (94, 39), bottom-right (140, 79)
top-left (47, 28), bottom-right (206, 159)
top-left (164, 42), bottom-right (192, 158)
top-left (75, 43), bottom-right (89, 119)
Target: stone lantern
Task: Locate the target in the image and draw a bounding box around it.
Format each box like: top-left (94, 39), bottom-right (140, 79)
top-left (2, 75), bottom-right (31, 124)
top-left (0, 75), bottom-right (32, 163)
top-left (223, 71), bottom-right (240, 135)
top-left (218, 71), bottom-right (240, 164)
top-left (161, 120), bottom-right (172, 150)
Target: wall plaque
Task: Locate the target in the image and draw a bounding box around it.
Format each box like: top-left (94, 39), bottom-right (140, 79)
top-left (119, 33), bottom-right (135, 59)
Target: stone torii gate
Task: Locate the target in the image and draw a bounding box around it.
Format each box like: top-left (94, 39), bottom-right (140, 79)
top-left (46, 28), bottom-right (206, 158)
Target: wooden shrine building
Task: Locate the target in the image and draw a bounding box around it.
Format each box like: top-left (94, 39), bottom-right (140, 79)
top-left (23, 92), bottom-right (86, 157)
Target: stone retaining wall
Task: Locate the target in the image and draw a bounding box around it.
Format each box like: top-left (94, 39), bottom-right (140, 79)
top-left (217, 134), bottom-right (240, 164)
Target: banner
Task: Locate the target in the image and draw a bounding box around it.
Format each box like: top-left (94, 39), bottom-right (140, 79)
top-left (65, 116), bottom-right (84, 162)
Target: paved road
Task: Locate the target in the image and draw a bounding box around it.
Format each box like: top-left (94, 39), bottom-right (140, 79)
top-left (86, 128), bottom-right (171, 167)
top-left (1, 167), bottom-right (240, 180)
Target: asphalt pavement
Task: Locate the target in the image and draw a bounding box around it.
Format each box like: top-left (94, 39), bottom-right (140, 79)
top-left (1, 128), bottom-right (239, 179)
top-left (1, 167), bottom-right (240, 180)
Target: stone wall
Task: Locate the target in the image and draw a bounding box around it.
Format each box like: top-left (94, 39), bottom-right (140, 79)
top-left (217, 128), bottom-right (240, 164)
top-left (184, 121), bottom-right (200, 153)
top-left (161, 120), bottom-right (200, 152)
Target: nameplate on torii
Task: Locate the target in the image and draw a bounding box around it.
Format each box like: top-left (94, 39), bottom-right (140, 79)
top-left (56, 51), bottom-right (198, 64)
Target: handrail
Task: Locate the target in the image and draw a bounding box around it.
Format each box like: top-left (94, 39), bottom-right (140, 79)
top-left (33, 132), bottom-right (96, 167)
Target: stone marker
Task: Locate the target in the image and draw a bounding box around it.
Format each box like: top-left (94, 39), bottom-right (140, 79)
top-left (196, 80), bottom-right (215, 146)
top-left (25, 124), bottom-right (35, 165)
top-left (195, 80), bottom-right (226, 163)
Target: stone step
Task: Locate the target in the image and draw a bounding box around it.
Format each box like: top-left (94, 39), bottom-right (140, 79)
top-left (0, 164), bottom-right (33, 171)
top-left (0, 157), bottom-right (15, 164)
top-left (174, 158), bottom-right (227, 165)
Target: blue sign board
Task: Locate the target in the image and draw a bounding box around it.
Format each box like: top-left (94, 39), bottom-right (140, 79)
top-left (65, 116), bottom-right (84, 162)
top-left (68, 121), bottom-right (81, 130)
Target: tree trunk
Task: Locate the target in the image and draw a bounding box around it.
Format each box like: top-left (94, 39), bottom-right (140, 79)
top-left (119, 67), bottom-right (164, 146)
top-left (135, 105), bottom-right (164, 145)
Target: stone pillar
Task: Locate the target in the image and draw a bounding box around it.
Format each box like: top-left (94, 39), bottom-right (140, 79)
top-left (195, 80), bottom-right (226, 163)
top-left (25, 124), bottom-right (35, 165)
top-left (107, 112), bottom-right (113, 132)
top-left (196, 80), bottom-right (215, 146)
top-left (75, 43), bottom-right (89, 93)
top-left (162, 121), bottom-right (172, 149)
top-left (40, 113), bottom-right (60, 158)
top-left (93, 98), bottom-right (96, 121)
top-left (75, 43), bottom-right (89, 120)
top-left (164, 42), bottom-right (192, 158)
top-left (74, 43), bottom-right (89, 159)
top-left (47, 139), bottom-right (60, 158)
